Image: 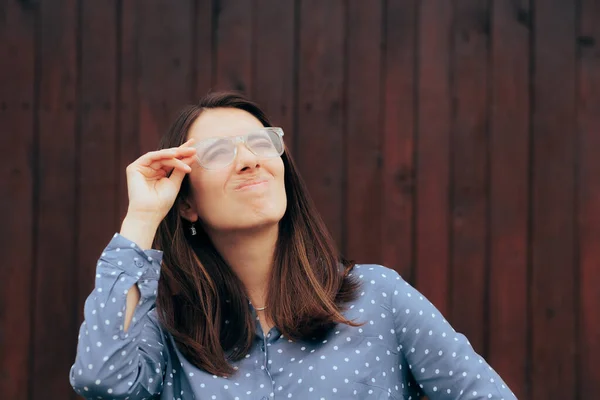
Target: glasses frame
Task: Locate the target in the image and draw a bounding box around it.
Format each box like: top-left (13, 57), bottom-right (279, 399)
top-left (194, 127), bottom-right (285, 170)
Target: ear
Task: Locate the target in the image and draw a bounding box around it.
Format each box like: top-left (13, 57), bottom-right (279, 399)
top-left (178, 196), bottom-right (199, 223)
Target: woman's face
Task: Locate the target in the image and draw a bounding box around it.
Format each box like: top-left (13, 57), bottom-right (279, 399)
top-left (181, 108), bottom-right (287, 233)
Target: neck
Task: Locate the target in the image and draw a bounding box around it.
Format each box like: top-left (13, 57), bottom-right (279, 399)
top-left (207, 224), bottom-right (278, 309)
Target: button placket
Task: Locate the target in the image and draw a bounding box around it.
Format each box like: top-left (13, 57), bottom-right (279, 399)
top-left (261, 335), bottom-right (275, 397)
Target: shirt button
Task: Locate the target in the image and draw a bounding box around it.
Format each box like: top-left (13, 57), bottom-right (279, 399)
top-left (135, 260), bottom-right (144, 268)
top-left (261, 397), bottom-right (268, 400)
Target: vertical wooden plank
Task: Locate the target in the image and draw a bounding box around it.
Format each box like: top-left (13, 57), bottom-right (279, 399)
top-left (531, 0), bottom-right (577, 398)
top-left (345, 0), bottom-right (383, 262)
top-left (214, 0), bottom-right (252, 93)
top-left (253, 0), bottom-right (295, 150)
top-left (137, 0), bottom-right (193, 152)
top-left (297, 0), bottom-right (345, 248)
top-left (578, 0), bottom-right (600, 397)
top-left (449, 0), bottom-right (490, 354)
top-left (381, 0), bottom-right (416, 275)
top-left (31, 1), bottom-right (78, 399)
top-left (415, 1), bottom-right (452, 315)
top-left (76, 0), bottom-right (118, 323)
top-left (194, 0), bottom-right (214, 99)
top-left (0, 2), bottom-right (35, 399)
top-left (488, 1), bottom-right (530, 398)
top-left (117, 0), bottom-right (140, 220)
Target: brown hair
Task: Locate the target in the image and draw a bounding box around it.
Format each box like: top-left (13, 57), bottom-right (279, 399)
top-left (153, 91), bottom-right (361, 376)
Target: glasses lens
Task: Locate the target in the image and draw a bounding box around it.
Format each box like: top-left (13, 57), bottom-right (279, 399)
top-left (195, 128), bottom-right (284, 170)
top-left (247, 128), bottom-right (284, 157)
top-left (196, 137), bottom-right (235, 169)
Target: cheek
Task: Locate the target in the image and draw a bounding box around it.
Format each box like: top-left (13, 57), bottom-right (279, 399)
top-left (266, 159), bottom-right (286, 192)
top-left (189, 170), bottom-right (228, 209)
top-left (272, 160), bottom-right (287, 206)
top-left (269, 157), bottom-right (285, 181)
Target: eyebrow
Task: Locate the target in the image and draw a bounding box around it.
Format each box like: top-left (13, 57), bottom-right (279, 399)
top-left (200, 127), bottom-right (267, 143)
top-left (201, 137), bottom-right (230, 154)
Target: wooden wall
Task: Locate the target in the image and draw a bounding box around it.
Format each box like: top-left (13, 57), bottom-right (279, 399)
top-left (1, 1), bottom-right (598, 399)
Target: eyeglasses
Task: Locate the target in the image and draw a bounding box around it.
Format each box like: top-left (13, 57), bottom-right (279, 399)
top-left (194, 127), bottom-right (285, 170)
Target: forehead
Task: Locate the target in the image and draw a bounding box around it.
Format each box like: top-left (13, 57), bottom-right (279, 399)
top-left (188, 108), bottom-right (264, 141)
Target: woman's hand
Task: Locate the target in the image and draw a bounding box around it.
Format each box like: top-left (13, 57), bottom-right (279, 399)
top-left (124, 139), bottom-right (197, 225)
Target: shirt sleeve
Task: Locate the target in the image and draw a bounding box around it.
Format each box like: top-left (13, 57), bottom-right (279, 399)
top-left (390, 271), bottom-right (518, 399)
top-left (70, 233), bottom-right (167, 399)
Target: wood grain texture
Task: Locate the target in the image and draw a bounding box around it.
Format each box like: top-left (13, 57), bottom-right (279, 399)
top-left (137, 0), bottom-right (193, 152)
top-left (531, 0), bottom-right (577, 398)
top-left (76, 0), bottom-right (118, 329)
top-left (449, 0), bottom-right (490, 355)
top-left (194, 0), bottom-right (214, 99)
top-left (117, 0), bottom-right (140, 220)
top-left (381, 0), bottom-right (417, 278)
top-left (214, 0), bottom-right (252, 93)
top-left (0, 1), bottom-right (35, 399)
top-left (487, 1), bottom-right (530, 398)
top-left (253, 0), bottom-right (295, 150)
top-left (0, 3), bottom-right (597, 399)
top-left (577, 0), bottom-right (600, 397)
top-left (296, 0), bottom-right (346, 247)
top-left (415, 0), bottom-right (452, 316)
top-left (345, 0), bottom-right (383, 262)
top-left (31, 1), bottom-right (78, 398)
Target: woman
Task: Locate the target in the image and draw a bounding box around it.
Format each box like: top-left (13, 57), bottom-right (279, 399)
top-left (70, 91), bottom-right (516, 399)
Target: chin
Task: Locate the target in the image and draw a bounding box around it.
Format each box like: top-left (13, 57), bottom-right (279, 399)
top-left (247, 210), bottom-right (285, 228)
top-left (238, 205), bottom-right (286, 230)
top-left (205, 197), bottom-right (287, 232)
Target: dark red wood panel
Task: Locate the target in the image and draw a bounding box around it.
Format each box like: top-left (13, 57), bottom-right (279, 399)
top-left (344, 0), bottom-right (383, 262)
top-left (253, 0), bottom-right (295, 151)
top-left (578, 0), bottom-right (600, 397)
top-left (487, 1), bottom-right (530, 398)
top-left (117, 0), bottom-right (140, 220)
top-left (194, 0), bottom-right (214, 99)
top-left (76, 0), bottom-right (118, 324)
top-left (414, 1), bottom-right (452, 315)
top-left (214, 0), bottom-right (252, 93)
top-left (449, 0), bottom-right (490, 354)
top-left (137, 0), bottom-right (194, 152)
top-left (296, 0), bottom-right (346, 248)
top-left (531, 0), bottom-right (577, 398)
top-left (2, 3), bottom-right (600, 399)
top-left (381, 0), bottom-right (416, 276)
top-left (31, 1), bottom-right (78, 399)
top-left (0, 2), bottom-right (35, 399)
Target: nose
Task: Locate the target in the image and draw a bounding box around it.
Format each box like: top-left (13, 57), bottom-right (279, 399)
top-left (234, 142), bottom-right (260, 172)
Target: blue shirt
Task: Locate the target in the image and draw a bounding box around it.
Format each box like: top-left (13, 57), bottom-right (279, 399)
top-left (70, 233), bottom-right (517, 399)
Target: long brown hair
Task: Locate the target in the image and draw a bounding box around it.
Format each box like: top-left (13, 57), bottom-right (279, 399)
top-left (154, 91), bottom-right (361, 376)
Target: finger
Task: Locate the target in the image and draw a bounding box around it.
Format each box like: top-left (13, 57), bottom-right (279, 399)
top-left (178, 155), bottom-right (197, 166)
top-left (167, 150), bottom-right (196, 186)
top-left (179, 138), bottom-right (195, 148)
top-left (169, 146), bottom-right (196, 161)
top-left (138, 146), bottom-right (195, 166)
top-left (139, 149), bottom-right (179, 166)
top-left (174, 147), bottom-right (196, 158)
top-left (149, 158), bottom-right (192, 173)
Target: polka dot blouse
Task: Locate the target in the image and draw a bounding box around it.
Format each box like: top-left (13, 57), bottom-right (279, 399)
top-left (70, 233), bottom-right (517, 399)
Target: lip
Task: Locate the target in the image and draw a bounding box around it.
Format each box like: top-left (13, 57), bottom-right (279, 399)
top-left (235, 179), bottom-right (269, 191)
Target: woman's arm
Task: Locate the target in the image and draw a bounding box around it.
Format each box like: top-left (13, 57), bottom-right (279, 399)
top-left (70, 232), bottom-right (167, 399)
top-left (390, 272), bottom-right (517, 399)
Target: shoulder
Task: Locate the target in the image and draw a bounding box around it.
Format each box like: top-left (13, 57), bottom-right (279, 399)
top-left (350, 264), bottom-right (435, 313)
top-left (349, 263), bottom-right (406, 291)
top-left (348, 264), bottom-right (413, 303)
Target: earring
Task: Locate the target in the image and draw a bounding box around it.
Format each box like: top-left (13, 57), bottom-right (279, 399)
top-left (190, 224), bottom-right (197, 236)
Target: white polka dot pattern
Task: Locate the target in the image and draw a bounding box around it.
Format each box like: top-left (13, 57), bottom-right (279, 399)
top-left (69, 233), bottom-right (517, 399)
